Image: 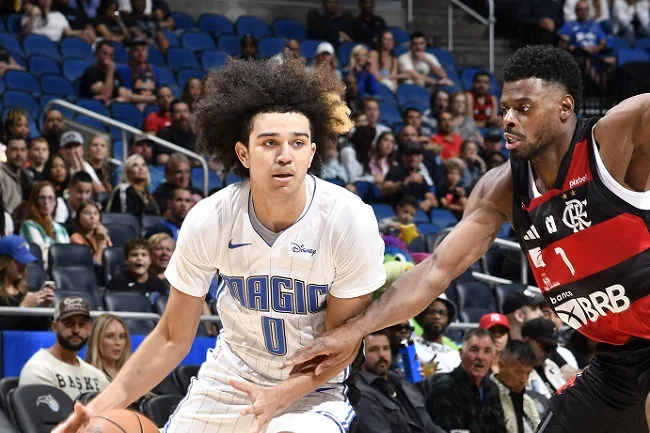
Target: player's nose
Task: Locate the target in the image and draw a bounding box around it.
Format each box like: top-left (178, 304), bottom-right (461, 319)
top-left (276, 142), bottom-right (294, 163)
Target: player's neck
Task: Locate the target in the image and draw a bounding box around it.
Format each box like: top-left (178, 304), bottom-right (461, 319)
top-left (530, 117), bottom-right (578, 191)
top-left (250, 180), bottom-right (308, 233)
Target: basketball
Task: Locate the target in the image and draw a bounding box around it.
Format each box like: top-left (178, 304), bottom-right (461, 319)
top-left (79, 409), bottom-right (160, 433)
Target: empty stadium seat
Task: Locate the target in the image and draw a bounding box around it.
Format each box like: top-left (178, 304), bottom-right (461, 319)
top-left (198, 13), bottom-right (234, 37)
top-left (153, 294), bottom-right (168, 315)
top-left (459, 307), bottom-right (491, 323)
top-left (28, 56), bottom-right (61, 77)
top-left (416, 222), bottom-right (440, 235)
top-left (140, 394), bottom-right (183, 428)
top-left (172, 365), bottom-right (200, 393)
top-left (0, 377), bottom-right (18, 412)
top-left (54, 290), bottom-right (100, 310)
top-left (28, 242), bottom-right (43, 264)
top-left (201, 50), bottom-right (227, 71)
top-left (111, 102), bottom-right (143, 126)
top-left (104, 291), bottom-right (157, 334)
top-left (0, 406), bottom-right (17, 433)
top-left (177, 68), bottom-right (205, 87)
top-left (426, 47), bottom-right (456, 69)
top-left (390, 26), bottom-right (411, 46)
top-left (102, 246), bottom-right (125, 285)
top-left (370, 203), bottom-right (395, 220)
top-left (105, 224), bottom-right (139, 248)
top-left (26, 262), bottom-right (46, 291)
top-left (75, 115), bottom-right (106, 131)
top-left (49, 243), bottom-right (94, 270)
top-left (218, 34), bottom-right (242, 55)
top-left (353, 180), bottom-right (380, 203)
top-left (258, 36), bottom-right (286, 58)
top-left (337, 42), bottom-right (355, 67)
top-left (142, 215), bottom-right (165, 235)
top-left (147, 46), bottom-right (165, 67)
top-left (166, 47), bottom-right (200, 71)
top-left (63, 59), bottom-right (91, 82)
top-left (8, 384), bottom-right (73, 433)
top-left (102, 212), bottom-right (141, 233)
top-left (635, 36), bottom-right (650, 50)
top-left (162, 29), bottom-right (180, 47)
top-left (3, 91), bottom-right (38, 116)
top-left (5, 14), bottom-right (22, 34)
top-left (61, 37), bottom-right (93, 61)
top-left (455, 281), bottom-right (497, 311)
top-left (430, 208), bottom-right (458, 228)
top-left (52, 267), bottom-right (100, 305)
top-left (191, 167), bottom-right (223, 192)
top-left (151, 375), bottom-right (181, 396)
top-left (110, 41), bottom-right (128, 64)
top-left (23, 34), bottom-right (60, 61)
top-left (617, 48), bottom-right (650, 66)
top-left (607, 36), bottom-right (631, 52)
top-left (378, 102), bottom-right (401, 126)
top-left (396, 84), bottom-right (430, 106)
top-left (300, 39), bottom-right (323, 60)
top-left (375, 82), bottom-right (396, 103)
top-left (0, 34), bottom-right (22, 56)
top-left (272, 18), bottom-right (306, 41)
top-left (181, 31), bottom-right (217, 53)
top-left (225, 172), bottom-right (244, 185)
top-left (171, 11), bottom-right (196, 30)
top-left (156, 67), bottom-right (177, 87)
top-left (236, 16), bottom-right (271, 39)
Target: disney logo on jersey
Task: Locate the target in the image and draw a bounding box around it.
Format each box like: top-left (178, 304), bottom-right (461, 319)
top-left (562, 198), bottom-right (591, 233)
top-left (553, 284), bottom-right (630, 330)
top-left (289, 243), bottom-right (317, 257)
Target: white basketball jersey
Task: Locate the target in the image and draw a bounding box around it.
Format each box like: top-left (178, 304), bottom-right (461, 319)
top-left (165, 175), bottom-right (386, 385)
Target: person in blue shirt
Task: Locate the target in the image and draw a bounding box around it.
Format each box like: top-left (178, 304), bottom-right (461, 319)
top-left (558, 0), bottom-right (607, 54)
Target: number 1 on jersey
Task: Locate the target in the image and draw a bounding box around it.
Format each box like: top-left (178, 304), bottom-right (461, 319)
top-left (554, 247), bottom-right (575, 276)
top-left (262, 316), bottom-right (287, 356)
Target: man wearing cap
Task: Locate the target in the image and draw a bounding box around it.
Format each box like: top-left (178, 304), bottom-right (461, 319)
top-left (521, 317), bottom-right (566, 399)
top-left (310, 42), bottom-right (342, 80)
top-left (59, 131), bottom-right (106, 194)
top-left (19, 296), bottom-right (110, 401)
top-left (115, 37), bottom-right (161, 102)
top-left (502, 288), bottom-right (545, 341)
top-left (412, 295), bottom-right (461, 374)
top-left (0, 137), bottom-right (32, 214)
top-left (479, 312), bottom-right (510, 375)
top-left (479, 128), bottom-right (505, 160)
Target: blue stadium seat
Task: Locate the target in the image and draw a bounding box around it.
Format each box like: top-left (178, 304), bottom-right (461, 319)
top-left (337, 42), bottom-right (355, 67)
top-left (0, 18), bottom-right (5, 32)
top-left (0, 34), bottom-right (22, 56)
top-left (400, 101), bottom-right (429, 114)
top-left (370, 203), bottom-right (395, 220)
top-left (607, 36), bottom-right (631, 52)
top-left (426, 47), bottom-right (456, 69)
top-left (156, 67), bottom-right (177, 86)
top-left (354, 181), bottom-right (381, 203)
top-left (378, 102), bottom-right (401, 126)
top-left (375, 82), bottom-right (396, 103)
top-left (177, 68), bottom-right (205, 87)
top-left (181, 31), bottom-right (216, 53)
top-left (201, 50), bottom-right (227, 71)
top-left (459, 307), bottom-right (491, 323)
top-left (75, 115), bottom-right (105, 131)
top-left (76, 98), bottom-right (110, 117)
top-left (394, 45), bottom-right (409, 57)
top-left (300, 39), bottom-right (323, 61)
top-left (396, 84), bottom-right (430, 106)
top-left (191, 167), bottom-right (223, 192)
top-left (617, 48), bottom-right (650, 65)
top-left (166, 47), bottom-right (200, 71)
top-left (235, 16), bottom-right (271, 39)
top-left (199, 13), bottom-right (234, 37)
top-left (23, 34), bottom-right (60, 61)
top-left (112, 140), bottom-right (123, 160)
top-left (40, 75), bottom-right (74, 97)
top-left (28, 56), bottom-right (60, 77)
top-left (635, 36), bottom-right (650, 50)
top-left (27, 116), bottom-right (40, 138)
top-left (5, 14), bottom-right (22, 34)
top-left (162, 29), bottom-right (180, 47)
top-left (40, 95), bottom-right (74, 118)
top-left (147, 46), bottom-right (165, 67)
top-left (225, 172), bottom-right (244, 185)
top-left (171, 12), bottom-right (196, 30)
top-left (390, 26), bottom-right (411, 46)
top-left (455, 281), bottom-right (497, 311)
top-left (111, 102), bottom-right (143, 127)
top-left (413, 209), bottom-right (429, 224)
top-left (110, 41), bottom-right (128, 64)
top-left (258, 37), bottom-right (286, 58)
top-left (3, 91), bottom-right (38, 116)
top-left (416, 223), bottom-right (440, 235)
top-left (61, 37), bottom-right (93, 61)
top-left (431, 208), bottom-right (458, 228)
top-left (218, 35), bottom-right (242, 55)
top-left (63, 59), bottom-right (91, 82)
top-left (272, 18), bottom-right (306, 41)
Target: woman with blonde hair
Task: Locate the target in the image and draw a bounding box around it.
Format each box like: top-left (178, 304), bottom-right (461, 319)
top-left (106, 154), bottom-right (160, 221)
top-left (86, 135), bottom-right (115, 193)
top-left (348, 44), bottom-right (379, 97)
top-left (85, 313), bottom-right (131, 381)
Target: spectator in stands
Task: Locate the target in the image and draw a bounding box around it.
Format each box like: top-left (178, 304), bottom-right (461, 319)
top-left (21, 0), bottom-right (87, 42)
top-left (124, 0), bottom-right (169, 51)
top-left (43, 155), bottom-right (70, 199)
top-left (144, 85), bottom-right (173, 133)
top-left (70, 201), bottom-right (112, 264)
top-left (348, 45), bottom-right (380, 97)
top-left (521, 318), bottom-right (566, 399)
top-left (115, 37), bottom-right (160, 103)
top-left (436, 159), bottom-right (468, 219)
top-left (362, 97), bottom-right (391, 137)
top-left (86, 135), bottom-right (114, 192)
top-left (403, 107), bottom-right (434, 145)
top-left (110, 134), bottom-right (165, 190)
top-left (369, 131), bottom-right (396, 183)
top-left (0, 43), bottom-right (25, 76)
top-left (53, 0), bottom-right (97, 44)
top-left (413, 294), bottom-right (461, 374)
top-left (385, 321), bottom-right (414, 372)
top-left (0, 235), bottom-right (53, 330)
top-left (398, 31), bottom-right (453, 89)
top-left (502, 289), bottom-right (545, 341)
top-left (19, 296), bottom-right (110, 401)
top-left (116, 0), bottom-right (151, 13)
top-left (397, 124), bottom-right (418, 149)
top-left (20, 181), bottom-right (70, 268)
top-left (378, 195), bottom-right (417, 237)
top-left (3, 107), bottom-right (30, 143)
top-left (429, 111), bottom-right (463, 159)
top-left (54, 171), bottom-right (94, 226)
top-left (612, 0), bottom-right (650, 44)
top-left (156, 100), bottom-right (196, 165)
top-left (426, 328), bottom-right (506, 433)
top-left (95, 0), bottom-right (130, 43)
top-left (466, 71), bottom-right (500, 127)
top-left (152, 153), bottom-right (202, 214)
top-left (449, 91), bottom-right (483, 144)
top-left (58, 131), bottom-right (106, 194)
top-left (518, 0), bottom-right (564, 45)
top-left (481, 128), bottom-right (505, 160)
top-left (306, 0), bottom-right (352, 48)
top-left (310, 42), bottom-right (342, 80)
top-left (342, 125), bottom-right (376, 184)
top-left (85, 313), bottom-right (131, 381)
top-left (67, 0), bottom-right (101, 18)
top-left (80, 39), bottom-right (124, 102)
top-left (240, 34), bottom-right (259, 61)
top-left (343, 74), bottom-right (360, 113)
top-left (479, 312), bottom-right (510, 375)
top-left (356, 330), bottom-right (446, 433)
top-left (348, 0), bottom-right (387, 45)
top-left (107, 154), bottom-right (160, 219)
top-left (486, 151), bottom-right (506, 170)
top-left (369, 30), bottom-right (403, 92)
top-left (0, 138), bottom-right (32, 215)
top-left (147, 232), bottom-right (173, 283)
top-left (42, 109), bottom-right (66, 155)
top-left (153, 0), bottom-right (174, 30)
top-left (271, 40), bottom-right (303, 63)
top-left (458, 139), bottom-right (486, 191)
top-left (422, 89), bottom-right (450, 130)
top-left (565, 329), bottom-right (597, 369)
top-left (180, 78), bottom-right (202, 112)
top-left (490, 340), bottom-right (540, 433)
top-left (26, 137), bottom-right (50, 182)
top-left (559, 0), bottom-right (607, 54)
top-left (564, 0), bottom-right (610, 28)
top-left (147, 187), bottom-right (191, 240)
top-left (382, 141), bottom-right (440, 210)
top-left (321, 137), bottom-right (349, 185)
top-left (107, 237), bottom-right (167, 294)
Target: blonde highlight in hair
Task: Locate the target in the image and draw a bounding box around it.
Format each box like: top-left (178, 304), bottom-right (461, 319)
top-left (85, 314), bottom-right (132, 379)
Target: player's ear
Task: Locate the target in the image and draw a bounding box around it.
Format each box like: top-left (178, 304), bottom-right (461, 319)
top-left (560, 94), bottom-right (574, 122)
top-left (308, 142), bottom-right (316, 167)
top-left (235, 142), bottom-right (250, 169)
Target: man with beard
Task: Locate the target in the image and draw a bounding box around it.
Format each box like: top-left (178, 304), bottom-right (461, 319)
top-left (413, 294), bottom-right (460, 374)
top-left (356, 330), bottom-right (446, 433)
top-left (19, 297), bottom-right (109, 401)
top-left (41, 109), bottom-right (66, 155)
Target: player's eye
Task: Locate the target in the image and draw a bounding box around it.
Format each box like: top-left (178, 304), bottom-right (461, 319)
top-left (520, 105), bottom-right (531, 113)
top-left (263, 140), bottom-right (276, 147)
top-left (292, 140), bottom-right (305, 147)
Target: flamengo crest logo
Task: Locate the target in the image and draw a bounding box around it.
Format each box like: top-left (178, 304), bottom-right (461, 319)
top-left (562, 199), bottom-right (591, 233)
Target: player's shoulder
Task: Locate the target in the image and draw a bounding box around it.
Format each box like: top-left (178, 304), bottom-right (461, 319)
top-left (314, 176), bottom-right (372, 214)
top-left (184, 180), bottom-right (249, 228)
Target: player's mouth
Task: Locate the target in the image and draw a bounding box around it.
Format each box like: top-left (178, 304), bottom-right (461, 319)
top-left (272, 173), bottom-right (293, 182)
top-left (504, 133), bottom-right (524, 150)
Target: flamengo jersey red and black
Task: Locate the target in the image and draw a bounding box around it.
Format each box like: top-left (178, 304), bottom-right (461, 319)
top-left (511, 117), bottom-right (650, 345)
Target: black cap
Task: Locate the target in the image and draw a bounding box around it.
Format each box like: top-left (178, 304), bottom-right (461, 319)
top-left (485, 128), bottom-right (502, 141)
top-left (129, 37), bottom-right (147, 48)
top-left (502, 288), bottom-right (545, 315)
top-left (522, 317), bottom-right (558, 347)
top-left (401, 141), bottom-right (423, 155)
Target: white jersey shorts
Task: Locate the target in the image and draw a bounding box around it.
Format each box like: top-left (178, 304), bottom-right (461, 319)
top-left (162, 338), bottom-right (356, 433)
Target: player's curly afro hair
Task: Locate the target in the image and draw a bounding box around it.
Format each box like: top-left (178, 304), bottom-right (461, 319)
top-left (193, 56), bottom-right (353, 178)
top-left (503, 45), bottom-right (583, 113)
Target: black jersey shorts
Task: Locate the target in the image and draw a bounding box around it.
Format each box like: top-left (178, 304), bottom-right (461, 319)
top-left (536, 338), bottom-right (650, 433)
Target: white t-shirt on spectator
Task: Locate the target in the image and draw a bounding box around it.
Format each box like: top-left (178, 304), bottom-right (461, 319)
top-left (563, 0), bottom-right (609, 22)
top-left (398, 51), bottom-right (442, 81)
top-left (21, 11), bottom-right (69, 42)
top-left (413, 335), bottom-right (461, 374)
top-left (116, 0), bottom-right (152, 14)
top-left (612, 0), bottom-right (650, 28)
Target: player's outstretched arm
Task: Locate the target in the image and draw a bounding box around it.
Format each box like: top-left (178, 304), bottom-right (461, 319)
top-left (283, 163), bottom-right (513, 375)
top-left (52, 288), bottom-right (205, 433)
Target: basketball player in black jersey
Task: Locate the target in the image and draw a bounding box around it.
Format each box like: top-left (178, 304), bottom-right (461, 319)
top-left (280, 44), bottom-right (650, 433)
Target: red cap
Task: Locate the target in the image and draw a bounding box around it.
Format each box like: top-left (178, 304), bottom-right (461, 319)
top-left (479, 313), bottom-right (510, 330)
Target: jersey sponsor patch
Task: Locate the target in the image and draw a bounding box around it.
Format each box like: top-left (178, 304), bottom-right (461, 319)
top-left (553, 284), bottom-right (630, 330)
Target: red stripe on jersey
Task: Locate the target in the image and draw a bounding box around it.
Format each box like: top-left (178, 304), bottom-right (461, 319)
top-left (573, 297), bottom-right (650, 345)
top-left (530, 213), bottom-right (650, 289)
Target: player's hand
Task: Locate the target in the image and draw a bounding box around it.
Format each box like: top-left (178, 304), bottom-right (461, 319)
top-left (281, 324), bottom-right (364, 376)
top-left (51, 402), bottom-right (94, 433)
top-left (229, 379), bottom-right (286, 433)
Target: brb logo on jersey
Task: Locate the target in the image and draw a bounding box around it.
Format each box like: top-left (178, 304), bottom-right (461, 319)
top-left (553, 284), bottom-right (630, 329)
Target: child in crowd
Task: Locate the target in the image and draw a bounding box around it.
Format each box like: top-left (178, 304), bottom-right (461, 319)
top-left (436, 160), bottom-right (468, 220)
top-left (107, 237), bottom-right (167, 295)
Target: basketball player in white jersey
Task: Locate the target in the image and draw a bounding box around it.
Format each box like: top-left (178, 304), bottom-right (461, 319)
top-left (54, 58), bottom-right (386, 433)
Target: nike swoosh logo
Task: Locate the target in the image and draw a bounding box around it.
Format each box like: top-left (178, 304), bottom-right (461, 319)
top-left (228, 240), bottom-right (252, 249)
